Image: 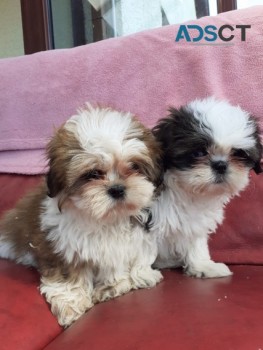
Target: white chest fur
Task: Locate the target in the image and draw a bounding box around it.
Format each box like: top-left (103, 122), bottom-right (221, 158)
top-left (41, 197), bottom-right (157, 277)
top-left (151, 173), bottom-right (230, 263)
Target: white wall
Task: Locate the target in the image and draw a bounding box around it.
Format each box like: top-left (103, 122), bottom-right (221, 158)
top-left (237, 0), bottom-right (263, 8)
top-left (0, 0), bottom-right (24, 59)
top-left (100, 0), bottom-right (197, 37)
top-left (208, 0), bottom-right (217, 16)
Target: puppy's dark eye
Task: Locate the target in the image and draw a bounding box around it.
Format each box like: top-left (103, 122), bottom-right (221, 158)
top-left (81, 170), bottom-right (104, 181)
top-left (192, 149), bottom-right (208, 158)
top-left (232, 149), bottom-right (248, 159)
top-left (131, 163), bottom-right (141, 172)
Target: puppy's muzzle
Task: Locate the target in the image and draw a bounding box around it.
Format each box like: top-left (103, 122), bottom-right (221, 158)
top-left (211, 161), bottom-right (228, 175)
top-left (107, 184), bottom-right (126, 200)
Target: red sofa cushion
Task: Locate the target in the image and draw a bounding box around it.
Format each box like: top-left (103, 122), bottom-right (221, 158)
top-left (44, 266), bottom-right (263, 350)
top-left (0, 174), bottom-right (42, 213)
top-left (0, 260), bottom-right (61, 350)
top-left (210, 172), bottom-right (263, 265)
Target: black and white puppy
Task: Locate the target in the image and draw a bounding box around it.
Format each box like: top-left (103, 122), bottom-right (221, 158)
top-left (151, 97), bottom-right (262, 278)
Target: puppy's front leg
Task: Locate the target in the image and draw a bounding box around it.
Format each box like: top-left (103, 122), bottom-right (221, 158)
top-left (93, 277), bottom-right (133, 303)
top-left (93, 265), bottom-right (162, 304)
top-left (130, 265), bottom-right (163, 289)
top-left (40, 273), bottom-right (94, 328)
top-left (93, 266), bottom-right (162, 304)
top-left (184, 236), bottom-right (232, 278)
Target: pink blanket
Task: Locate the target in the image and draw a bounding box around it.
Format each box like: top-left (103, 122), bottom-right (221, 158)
top-left (0, 6), bottom-right (262, 174)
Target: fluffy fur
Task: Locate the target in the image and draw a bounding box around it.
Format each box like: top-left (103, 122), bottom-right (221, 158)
top-left (0, 105), bottom-right (163, 327)
top-left (151, 97), bottom-right (262, 278)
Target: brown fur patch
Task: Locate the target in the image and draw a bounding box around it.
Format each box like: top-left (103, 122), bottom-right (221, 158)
top-left (46, 125), bottom-right (83, 198)
top-left (128, 117), bottom-right (164, 195)
top-left (0, 181), bottom-right (89, 282)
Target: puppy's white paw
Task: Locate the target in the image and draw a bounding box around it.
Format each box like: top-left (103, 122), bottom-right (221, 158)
top-left (40, 281), bottom-right (93, 328)
top-left (93, 279), bottom-right (132, 304)
top-left (186, 261), bottom-right (233, 279)
top-left (51, 296), bottom-right (92, 327)
top-left (131, 267), bottom-right (163, 289)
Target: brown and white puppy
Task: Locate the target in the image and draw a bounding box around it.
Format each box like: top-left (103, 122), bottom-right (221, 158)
top-left (0, 105), bottom-right (163, 327)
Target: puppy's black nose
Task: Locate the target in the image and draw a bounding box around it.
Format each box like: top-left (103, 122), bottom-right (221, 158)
top-left (108, 184), bottom-right (126, 199)
top-left (211, 161), bottom-right (228, 174)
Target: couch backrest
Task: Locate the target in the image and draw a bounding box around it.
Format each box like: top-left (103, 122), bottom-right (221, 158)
top-left (0, 6), bottom-right (262, 174)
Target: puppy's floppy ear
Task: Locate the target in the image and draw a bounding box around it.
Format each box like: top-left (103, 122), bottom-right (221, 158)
top-left (148, 153), bottom-right (164, 196)
top-left (46, 137), bottom-right (66, 198)
top-left (252, 144), bottom-right (262, 174)
top-left (253, 161), bottom-right (262, 174)
top-left (140, 129), bottom-right (164, 195)
top-left (45, 125), bottom-right (71, 198)
top-left (250, 116), bottom-right (263, 175)
top-left (152, 108), bottom-right (181, 173)
top-left (152, 108), bottom-right (179, 152)
top-left (46, 124), bottom-right (84, 197)
top-left (46, 167), bottom-right (64, 198)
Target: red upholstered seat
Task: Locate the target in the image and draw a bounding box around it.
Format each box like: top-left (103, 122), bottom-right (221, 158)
top-left (44, 266), bottom-right (263, 350)
top-left (0, 260), bottom-right (61, 350)
top-left (210, 172), bottom-right (263, 265)
top-left (0, 173), bottom-right (263, 350)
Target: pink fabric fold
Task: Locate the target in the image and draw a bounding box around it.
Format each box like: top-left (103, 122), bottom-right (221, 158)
top-left (0, 150), bottom-right (47, 175)
top-left (0, 6), bottom-right (262, 174)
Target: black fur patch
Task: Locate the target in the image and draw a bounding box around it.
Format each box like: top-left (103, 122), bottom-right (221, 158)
top-left (152, 107), bottom-right (212, 171)
top-left (233, 116), bottom-right (263, 174)
top-left (249, 116), bottom-right (263, 174)
top-left (131, 208), bottom-right (153, 232)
